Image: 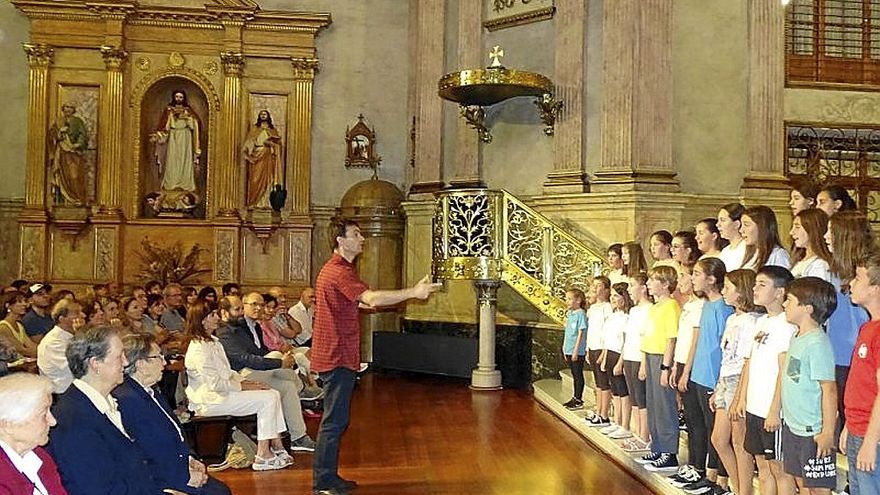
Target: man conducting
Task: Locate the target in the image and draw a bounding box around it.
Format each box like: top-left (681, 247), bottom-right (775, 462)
top-left (311, 219), bottom-right (440, 495)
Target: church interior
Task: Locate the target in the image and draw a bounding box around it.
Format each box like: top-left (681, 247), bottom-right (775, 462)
top-left (1, 0), bottom-right (879, 493)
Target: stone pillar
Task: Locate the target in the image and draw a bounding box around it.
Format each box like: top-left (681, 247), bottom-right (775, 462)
top-left (472, 280), bottom-right (502, 390)
top-left (409, 0), bottom-right (446, 196)
top-left (290, 58), bottom-right (319, 217)
top-left (593, 0), bottom-right (678, 192)
top-left (22, 43), bottom-right (53, 216)
top-left (218, 51), bottom-right (245, 218)
top-left (448, 0), bottom-right (483, 188)
top-left (96, 46), bottom-right (127, 217)
top-left (742, 0), bottom-right (788, 192)
top-left (544, 0), bottom-right (589, 193)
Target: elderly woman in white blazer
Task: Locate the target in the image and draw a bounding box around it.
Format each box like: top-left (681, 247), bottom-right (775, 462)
top-left (184, 300), bottom-right (291, 472)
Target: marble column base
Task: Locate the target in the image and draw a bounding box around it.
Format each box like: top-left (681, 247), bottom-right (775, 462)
top-left (470, 369), bottom-right (502, 390)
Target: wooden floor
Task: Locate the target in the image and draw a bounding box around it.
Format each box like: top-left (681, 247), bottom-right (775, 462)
top-left (213, 372), bottom-right (654, 495)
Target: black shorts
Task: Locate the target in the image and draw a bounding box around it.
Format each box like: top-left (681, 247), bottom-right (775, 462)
top-left (745, 412), bottom-right (783, 460)
top-left (782, 425), bottom-right (836, 488)
top-left (588, 349), bottom-right (610, 391)
top-left (623, 359), bottom-right (646, 408)
top-left (604, 351), bottom-right (629, 397)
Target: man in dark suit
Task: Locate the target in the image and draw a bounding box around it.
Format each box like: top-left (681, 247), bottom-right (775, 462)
top-left (217, 294), bottom-right (315, 451)
top-left (48, 325), bottom-right (180, 495)
top-left (115, 334), bottom-right (231, 495)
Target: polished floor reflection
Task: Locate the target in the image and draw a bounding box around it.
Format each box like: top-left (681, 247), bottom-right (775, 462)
top-left (214, 372), bottom-right (653, 495)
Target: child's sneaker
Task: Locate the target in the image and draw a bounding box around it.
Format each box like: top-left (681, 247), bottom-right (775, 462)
top-left (668, 465), bottom-right (701, 487)
top-left (599, 423), bottom-right (619, 435)
top-left (644, 453), bottom-right (678, 472)
top-left (608, 427), bottom-right (633, 440)
top-left (563, 398), bottom-right (584, 410)
top-left (621, 438), bottom-right (651, 452)
top-left (585, 415), bottom-right (610, 427)
top-left (683, 478), bottom-right (716, 494)
top-left (636, 451), bottom-right (662, 464)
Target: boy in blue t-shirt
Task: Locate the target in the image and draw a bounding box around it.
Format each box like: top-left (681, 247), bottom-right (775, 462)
top-left (562, 288), bottom-right (589, 410)
top-left (781, 276), bottom-right (839, 493)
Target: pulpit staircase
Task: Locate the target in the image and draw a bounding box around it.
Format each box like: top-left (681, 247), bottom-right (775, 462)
top-left (431, 188), bottom-right (607, 324)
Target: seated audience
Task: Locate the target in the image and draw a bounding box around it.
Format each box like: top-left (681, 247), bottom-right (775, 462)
top-left (0, 292), bottom-right (38, 358)
top-left (115, 333), bottom-right (232, 493)
top-left (197, 286), bottom-right (218, 304)
top-left (145, 280), bottom-right (163, 296)
top-left (184, 300), bottom-right (292, 471)
top-left (217, 293), bottom-right (316, 452)
top-left (160, 283), bottom-right (186, 333)
top-left (22, 283), bottom-right (54, 343)
top-left (81, 298), bottom-right (105, 327)
top-left (221, 283), bottom-right (241, 297)
top-left (120, 296), bottom-right (146, 335)
top-left (288, 287), bottom-right (315, 347)
top-left (0, 373), bottom-right (68, 495)
top-left (37, 299), bottom-right (83, 394)
top-left (48, 325), bottom-right (185, 495)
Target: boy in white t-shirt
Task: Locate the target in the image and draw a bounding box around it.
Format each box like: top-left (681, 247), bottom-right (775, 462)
top-left (586, 276), bottom-right (613, 426)
top-left (733, 266), bottom-right (797, 495)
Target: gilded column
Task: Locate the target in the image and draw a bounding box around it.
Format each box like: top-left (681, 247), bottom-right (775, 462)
top-left (22, 43), bottom-right (54, 214)
top-left (544, 0), bottom-right (589, 193)
top-left (219, 51), bottom-right (245, 218)
top-left (96, 46), bottom-right (127, 216)
top-left (448, 0), bottom-right (483, 188)
top-left (742, 0), bottom-right (788, 191)
top-left (290, 58), bottom-right (319, 216)
top-left (409, 0), bottom-right (446, 196)
top-left (594, 0), bottom-right (678, 192)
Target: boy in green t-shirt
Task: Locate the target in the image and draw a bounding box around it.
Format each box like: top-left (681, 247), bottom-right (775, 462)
top-left (781, 276), bottom-right (838, 493)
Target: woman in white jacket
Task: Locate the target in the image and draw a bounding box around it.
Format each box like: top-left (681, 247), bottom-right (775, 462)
top-left (184, 300), bottom-right (291, 471)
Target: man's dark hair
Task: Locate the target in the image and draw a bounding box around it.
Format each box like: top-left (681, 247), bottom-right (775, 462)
top-left (757, 265), bottom-right (795, 289)
top-left (221, 283), bottom-right (241, 296)
top-left (10, 280), bottom-right (28, 291)
top-left (787, 277), bottom-right (838, 326)
top-left (331, 218), bottom-right (360, 249)
top-left (144, 280), bottom-right (163, 294)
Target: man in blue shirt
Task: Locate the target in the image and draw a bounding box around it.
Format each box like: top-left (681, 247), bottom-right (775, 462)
top-left (21, 283), bottom-right (54, 343)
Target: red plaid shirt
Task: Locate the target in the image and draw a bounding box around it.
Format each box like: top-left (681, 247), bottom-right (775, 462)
top-left (310, 253), bottom-right (369, 372)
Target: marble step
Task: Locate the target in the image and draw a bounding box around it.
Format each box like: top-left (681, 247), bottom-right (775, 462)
top-left (534, 377), bottom-right (850, 494)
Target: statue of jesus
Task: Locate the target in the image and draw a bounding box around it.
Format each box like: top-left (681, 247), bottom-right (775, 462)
top-left (152, 90), bottom-right (200, 194)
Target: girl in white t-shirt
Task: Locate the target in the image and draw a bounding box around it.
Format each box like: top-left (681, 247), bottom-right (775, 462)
top-left (599, 282), bottom-right (634, 440)
top-left (789, 208), bottom-right (834, 284)
top-left (711, 269), bottom-right (761, 495)
top-left (618, 273), bottom-right (653, 452)
top-left (717, 203), bottom-right (747, 271)
top-left (741, 205), bottom-right (791, 270)
top-left (585, 276), bottom-right (613, 426)
top-left (622, 241), bottom-right (649, 280)
top-left (650, 230), bottom-right (677, 268)
top-left (607, 243), bottom-right (628, 286)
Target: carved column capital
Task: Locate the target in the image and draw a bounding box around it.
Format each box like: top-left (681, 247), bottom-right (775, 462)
top-left (291, 57), bottom-right (319, 79)
top-left (100, 45), bottom-right (128, 70)
top-left (23, 43), bottom-right (54, 68)
top-left (475, 280), bottom-right (501, 308)
top-left (220, 51), bottom-right (245, 76)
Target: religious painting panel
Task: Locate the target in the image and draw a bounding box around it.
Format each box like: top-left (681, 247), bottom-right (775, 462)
top-left (287, 230), bottom-right (310, 283)
top-left (50, 85), bottom-right (99, 206)
top-left (214, 227), bottom-right (238, 283)
top-left (19, 225), bottom-right (45, 280)
top-left (139, 77), bottom-right (209, 219)
top-left (245, 94), bottom-right (287, 210)
top-left (48, 227), bottom-right (94, 282)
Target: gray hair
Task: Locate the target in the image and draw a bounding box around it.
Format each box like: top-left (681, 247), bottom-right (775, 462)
top-left (51, 298), bottom-right (79, 323)
top-left (66, 325), bottom-right (116, 379)
top-left (122, 333), bottom-right (156, 376)
top-left (0, 373), bottom-right (52, 424)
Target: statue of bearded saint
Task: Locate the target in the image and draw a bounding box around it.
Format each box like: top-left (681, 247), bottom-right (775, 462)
top-left (152, 90), bottom-right (201, 195)
top-left (242, 109), bottom-right (282, 208)
top-left (48, 103), bottom-right (89, 205)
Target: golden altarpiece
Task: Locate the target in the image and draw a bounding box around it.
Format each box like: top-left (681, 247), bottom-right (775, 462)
top-left (12, 0), bottom-right (331, 290)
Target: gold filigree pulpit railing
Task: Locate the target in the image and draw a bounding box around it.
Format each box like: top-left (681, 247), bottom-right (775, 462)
top-left (432, 189), bottom-right (607, 325)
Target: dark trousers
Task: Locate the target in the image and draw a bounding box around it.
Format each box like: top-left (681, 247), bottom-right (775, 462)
top-left (693, 382), bottom-right (725, 476)
top-left (682, 382), bottom-right (705, 469)
top-left (313, 367), bottom-right (357, 490)
top-left (566, 355), bottom-right (585, 400)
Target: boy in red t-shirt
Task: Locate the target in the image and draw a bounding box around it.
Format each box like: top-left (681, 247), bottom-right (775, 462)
top-left (843, 251), bottom-right (880, 494)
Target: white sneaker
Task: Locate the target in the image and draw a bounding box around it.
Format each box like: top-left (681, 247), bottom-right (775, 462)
top-left (599, 423), bottom-right (620, 435)
top-left (252, 454), bottom-right (291, 471)
top-left (608, 428), bottom-right (633, 440)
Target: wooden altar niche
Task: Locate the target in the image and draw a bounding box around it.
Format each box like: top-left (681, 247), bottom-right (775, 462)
top-left (12, 0), bottom-right (330, 293)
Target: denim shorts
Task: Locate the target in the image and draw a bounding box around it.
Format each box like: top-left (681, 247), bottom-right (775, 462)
top-left (713, 375), bottom-right (740, 410)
